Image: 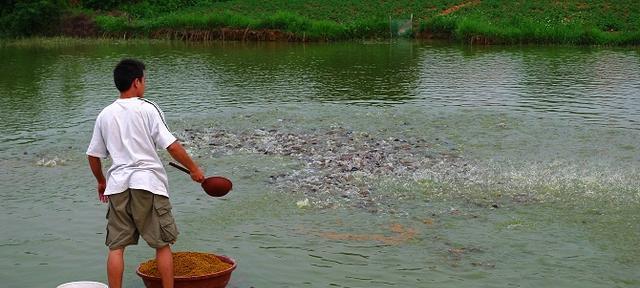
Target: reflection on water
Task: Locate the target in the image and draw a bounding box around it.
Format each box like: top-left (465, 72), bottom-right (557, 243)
top-left (0, 42), bottom-right (639, 287)
top-left (416, 46), bottom-right (640, 129)
top-left (1, 42), bottom-right (639, 145)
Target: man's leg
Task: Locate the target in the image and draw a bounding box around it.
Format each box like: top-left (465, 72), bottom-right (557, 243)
top-left (107, 248), bottom-right (125, 288)
top-left (106, 190), bottom-right (138, 288)
top-left (156, 245), bottom-right (174, 288)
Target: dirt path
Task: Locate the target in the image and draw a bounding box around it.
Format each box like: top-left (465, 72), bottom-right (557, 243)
top-left (440, 0), bottom-right (481, 16)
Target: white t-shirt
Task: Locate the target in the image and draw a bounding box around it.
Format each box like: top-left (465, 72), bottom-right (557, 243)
top-left (86, 97), bottom-right (177, 197)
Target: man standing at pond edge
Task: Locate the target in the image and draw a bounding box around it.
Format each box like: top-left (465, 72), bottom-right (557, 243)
top-left (86, 59), bottom-right (205, 288)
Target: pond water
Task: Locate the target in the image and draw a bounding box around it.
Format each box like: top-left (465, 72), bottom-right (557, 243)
top-left (0, 41), bottom-right (639, 287)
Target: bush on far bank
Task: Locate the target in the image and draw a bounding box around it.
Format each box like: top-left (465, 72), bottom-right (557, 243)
top-left (0, 0), bottom-right (66, 37)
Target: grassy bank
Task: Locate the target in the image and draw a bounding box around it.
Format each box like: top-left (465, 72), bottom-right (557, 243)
top-left (2, 0), bottom-right (640, 45)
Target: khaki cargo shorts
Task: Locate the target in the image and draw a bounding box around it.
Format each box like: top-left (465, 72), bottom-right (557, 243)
top-left (105, 189), bottom-right (179, 250)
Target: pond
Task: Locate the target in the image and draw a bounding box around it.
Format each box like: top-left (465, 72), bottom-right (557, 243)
top-left (0, 41), bottom-right (639, 287)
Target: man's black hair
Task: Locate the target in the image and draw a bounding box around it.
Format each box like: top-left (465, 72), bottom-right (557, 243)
top-left (113, 59), bottom-right (145, 92)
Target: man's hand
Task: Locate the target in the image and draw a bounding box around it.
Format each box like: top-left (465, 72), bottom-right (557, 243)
top-left (88, 155), bottom-right (108, 203)
top-left (190, 168), bottom-right (205, 183)
top-left (97, 181), bottom-right (108, 203)
top-left (166, 141), bottom-right (206, 183)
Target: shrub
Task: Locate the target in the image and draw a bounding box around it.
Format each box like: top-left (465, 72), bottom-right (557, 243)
top-left (308, 20), bottom-right (346, 40)
top-left (94, 15), bottom-right (130, 33)
top-left (1, 0), bottom-right (65, 36)
top-left (421, 16), bottom-right (458, 34)
top-left (82, 0), bottom-right (123, 11)
top-left (347, 18), bottom-right (389, 38)
top-left (258, 11), bottom-right (312, 33)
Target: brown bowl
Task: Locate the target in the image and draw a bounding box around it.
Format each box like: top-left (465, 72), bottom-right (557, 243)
top-left (136, 254), bottom-right (237, 288)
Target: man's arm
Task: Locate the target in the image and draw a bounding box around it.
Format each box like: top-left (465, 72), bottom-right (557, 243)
top-left (87, 155), bottom-right (108, 203)
top-left (166, 141), bottom-right (205, 183)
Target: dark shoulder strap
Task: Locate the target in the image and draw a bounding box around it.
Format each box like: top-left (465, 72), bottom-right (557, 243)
top-left (140, 98), bottom-right (169, 130)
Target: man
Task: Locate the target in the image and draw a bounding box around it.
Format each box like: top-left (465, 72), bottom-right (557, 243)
top-left (87, 59), bottom-right (204, 288)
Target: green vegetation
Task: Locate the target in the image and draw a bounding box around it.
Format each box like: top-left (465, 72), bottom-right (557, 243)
top-left (0, 0), bottom-right (67, 36)
top-left (2, 0), bottom-right (640, 45)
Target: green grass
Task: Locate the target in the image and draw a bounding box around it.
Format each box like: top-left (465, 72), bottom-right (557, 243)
top-left (93, 10), bottom-right (391, 40)
top-left (3, 0), bottom-right (640, 45)
top-left (418, 0), bottom-right (640, 45)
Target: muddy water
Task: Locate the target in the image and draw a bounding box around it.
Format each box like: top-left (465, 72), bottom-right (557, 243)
top-left (0, 41), bottom-right (639, 287)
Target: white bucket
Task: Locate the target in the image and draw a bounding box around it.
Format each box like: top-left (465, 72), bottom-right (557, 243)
top-left (56, 281), bottom-right (108, 288)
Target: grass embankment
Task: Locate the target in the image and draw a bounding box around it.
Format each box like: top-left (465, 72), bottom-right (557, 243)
top-left (2, 0), bottom-right (640, 45)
